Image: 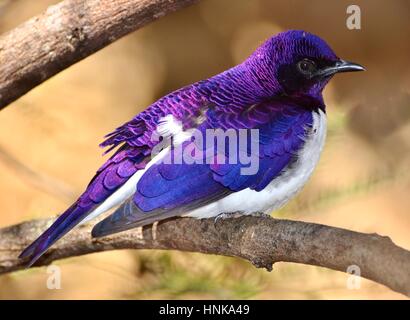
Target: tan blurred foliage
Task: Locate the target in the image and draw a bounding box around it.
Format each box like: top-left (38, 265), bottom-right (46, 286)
top-left (0, 0), bottom-right (409, 299)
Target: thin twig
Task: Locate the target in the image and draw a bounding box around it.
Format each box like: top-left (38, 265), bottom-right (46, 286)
top-left (0, 145), bottom-right (76, 201)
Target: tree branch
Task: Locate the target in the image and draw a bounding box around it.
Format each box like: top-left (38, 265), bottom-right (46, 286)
top-left (0, 0), bottom-right (199, 109)
top-left (0, 215), bottom-right (409, 297)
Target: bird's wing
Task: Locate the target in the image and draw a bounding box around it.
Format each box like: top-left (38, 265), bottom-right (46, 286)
top-left (19, 85), bottom-right (211, 266)
top-left (92, 102), bottom-right (314, 237)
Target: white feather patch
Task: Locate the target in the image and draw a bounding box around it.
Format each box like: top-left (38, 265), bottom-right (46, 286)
top-left (80, 115), bottom-right (190, 224)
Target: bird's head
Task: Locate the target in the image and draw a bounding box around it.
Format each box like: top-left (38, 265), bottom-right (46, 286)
top-left (244, 30), bottom-right (365, 109)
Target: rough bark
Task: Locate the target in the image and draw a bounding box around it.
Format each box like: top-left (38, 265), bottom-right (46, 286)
top-left (0, 0), bottom-right (199, 109)
top-left (0, 215), bottom-right (409, 297)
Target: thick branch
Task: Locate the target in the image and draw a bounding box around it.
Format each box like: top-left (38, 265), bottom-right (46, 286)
top-left (0, 0), bottom-right (199, 109)
top-left (0, 215), bottom-right (409, 297)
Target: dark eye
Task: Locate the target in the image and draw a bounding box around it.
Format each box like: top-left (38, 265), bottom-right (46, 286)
top-left (297, 59), bottom-right (317, 75)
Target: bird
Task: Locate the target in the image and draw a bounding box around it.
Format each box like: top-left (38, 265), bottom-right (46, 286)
top-left (19, 30), bottom-right (365, 267)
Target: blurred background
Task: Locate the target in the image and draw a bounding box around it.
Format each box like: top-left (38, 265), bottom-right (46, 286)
top-left (0, 0), bottom-right (409, 299)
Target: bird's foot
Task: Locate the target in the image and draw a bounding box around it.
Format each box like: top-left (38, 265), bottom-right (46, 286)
top-left (213, 211), bottom-right (243, 225)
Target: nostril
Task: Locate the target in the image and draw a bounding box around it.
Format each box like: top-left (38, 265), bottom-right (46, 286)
top-left (335, 60), bottom-right (344, 67)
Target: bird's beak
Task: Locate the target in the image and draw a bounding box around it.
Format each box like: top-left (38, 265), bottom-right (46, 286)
top-left (315, 60), bottom-right (365, 78)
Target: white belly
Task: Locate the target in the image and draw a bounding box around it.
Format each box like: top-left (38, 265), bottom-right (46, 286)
top-left (186, 109), bottom-right (327, 218)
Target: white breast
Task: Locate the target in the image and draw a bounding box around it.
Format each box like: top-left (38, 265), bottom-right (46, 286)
top-left (186, 109), bottom-right (327, 218)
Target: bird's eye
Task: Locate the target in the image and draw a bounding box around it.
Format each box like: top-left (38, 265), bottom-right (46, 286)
top-left (297, 59), bottom-right (317, 75)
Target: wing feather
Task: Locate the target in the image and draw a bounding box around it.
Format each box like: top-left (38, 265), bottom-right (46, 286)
top-left (91, 102), bottom-right (314, 237)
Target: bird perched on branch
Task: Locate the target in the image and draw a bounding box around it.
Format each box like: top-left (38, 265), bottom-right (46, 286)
top-left (20, 30), bottom-right (364, 266)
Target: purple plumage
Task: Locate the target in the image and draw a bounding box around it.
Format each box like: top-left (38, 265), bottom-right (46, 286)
top-left (20, 30), bottom-right (364, 266)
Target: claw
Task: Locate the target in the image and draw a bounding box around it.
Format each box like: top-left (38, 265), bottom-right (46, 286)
top-left (213, 211), bottom-right (245, 227)
top-left (213, 213), bottom-right (230, 226)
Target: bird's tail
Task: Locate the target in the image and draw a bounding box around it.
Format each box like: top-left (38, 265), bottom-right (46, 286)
top-left (19, 200), bottom-right (96, 267)
top-left (19, 158), bottom-right (141, 266)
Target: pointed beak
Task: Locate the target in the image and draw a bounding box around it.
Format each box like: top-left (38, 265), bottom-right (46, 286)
top-left (315, 60), bottom-right (366, 78)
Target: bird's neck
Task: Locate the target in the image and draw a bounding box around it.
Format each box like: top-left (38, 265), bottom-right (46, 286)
top-left (205, 65), bottom-right (326, 112)
top-left (203, 64), bottom-right (281, 108)
top-left (284, 93), bottom-right (327, 112)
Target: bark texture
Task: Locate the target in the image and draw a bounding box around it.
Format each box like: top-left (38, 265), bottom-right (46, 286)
top-left (0, 0), bottom-right (199, 109)
top-left (0, 215), bottom-right (409, 297)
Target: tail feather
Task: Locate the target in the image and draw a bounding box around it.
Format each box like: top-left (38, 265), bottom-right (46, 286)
top-left (19, 202), bottom-right (94, 267)
top-left (19, 149), bottom-right (143, 267)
